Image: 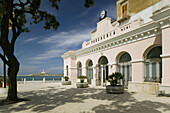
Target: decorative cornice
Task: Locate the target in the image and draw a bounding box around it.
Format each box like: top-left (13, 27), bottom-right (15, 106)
top-left (62, 7), bottom-right (170, 59)
top-left (76, 26), bottom-right (160, 57)
top-left (160, 54), bottom-right (170, 58)
top-left (108, 62), bottom-right (117, 65)
top-left (161, 24), bottom-right (170, 29)
top-left (131, 59), bottom-right (145, 63)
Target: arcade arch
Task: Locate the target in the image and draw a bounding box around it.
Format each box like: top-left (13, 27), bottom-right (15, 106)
top-left (144, 46), bottom-right (162, 83)
top-left (77, 62), bottom-right (82, 77)
top-left (86, 60), bottom-right (93, 84)
top-left (117, 52), bottom-right (132, 86)
top-left (98, 56), bottom-right (109, 86)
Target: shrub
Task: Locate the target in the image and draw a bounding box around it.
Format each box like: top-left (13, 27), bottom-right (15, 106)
top-left (0, 77), bottom-right (3, 84)
top-left (64, 76), bottom-right (69, 81)
top-left (78, 75), bottom-right (87, 83)
top-left (108, 72), bottom-right (124, 86)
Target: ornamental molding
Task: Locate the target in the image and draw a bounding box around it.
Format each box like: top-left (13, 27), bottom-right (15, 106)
top-left (108, 62), bottom-right (117, 65)
top-left (62, 7), bottom-right (170, 59)
top-left (130, 59), bottom-right (145, 63)
top-left (75, 25), bottom-right (161, 57)
top-left (160, 54), bottom-right (170, 58)
top-left (161, 24), bottom-right (170, 29)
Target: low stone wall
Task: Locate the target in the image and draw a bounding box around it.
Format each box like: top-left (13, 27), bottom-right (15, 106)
top-left (0, 87), bottom-right (8, 95)
top-left (128, 81), bottom-right (160, 94)
top-left (159, 85), bottom-right (170, 94)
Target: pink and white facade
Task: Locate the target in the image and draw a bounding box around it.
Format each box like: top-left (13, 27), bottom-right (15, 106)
top-left (61, 0), bottom-right (170, 94)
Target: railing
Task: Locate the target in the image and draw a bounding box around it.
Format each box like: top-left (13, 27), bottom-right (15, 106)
top-left (144, 77), bottom-right (161, 83)
top-left (17, 77), bottom-right (61, 84)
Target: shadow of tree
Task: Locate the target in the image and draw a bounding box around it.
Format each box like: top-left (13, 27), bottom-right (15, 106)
top-left (0, 85), bottom-right (170, 113)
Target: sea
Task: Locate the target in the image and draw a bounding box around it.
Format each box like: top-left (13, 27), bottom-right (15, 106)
top-left (17, 76), bottom-right (63, 81)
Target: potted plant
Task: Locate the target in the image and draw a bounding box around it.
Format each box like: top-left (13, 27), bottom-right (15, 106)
top-left (76, 75), bottom-right (88, 88)
top-left (64, 76), bottom-right (69, 81)
top-left (78, 75), bottom-right (87, 83)
top-left (62, 76), bottom-right (71, 85)
top-left (106, 72), bottom-right (124, 94)
top-left (0, 77), bottom-right (3, 88)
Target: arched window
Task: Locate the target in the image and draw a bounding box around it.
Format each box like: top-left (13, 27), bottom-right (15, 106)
top-left (98, 56), bottom-right (109, 86)
top-left (66, 65), bottom-right (68, 76)
top-left (87, 60), bottom-right (93, 84)
top-left (77, 62), bottom-right (82, 77)
top-left (145, 46), bottom-right (162, 83)
top-left (119, 53), bottom-right (132, 62)
top-left (118, 52), bottom-right (132, 86)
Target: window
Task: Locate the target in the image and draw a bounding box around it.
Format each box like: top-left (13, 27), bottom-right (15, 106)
top-left (118, 52), bottom-right (132, 86)
top-left (145, 46), bottom-right (162, 83)
top-left (122, 3), bottom-right (128, 18)
top-left (77, 63), bottom-right (82, 77)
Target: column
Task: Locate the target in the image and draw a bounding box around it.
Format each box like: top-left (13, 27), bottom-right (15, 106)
top-left (149, 62), bottom-right (152, 81)
top-left (82, 66), bottom-right (86, 76)
top-left (95, 64), bottom-right (101, 86)
top-left (108, 64), bottom-right (111, 75)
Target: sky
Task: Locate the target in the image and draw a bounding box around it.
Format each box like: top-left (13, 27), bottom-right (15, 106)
top-left (0, 0), bottom-right (117, 75)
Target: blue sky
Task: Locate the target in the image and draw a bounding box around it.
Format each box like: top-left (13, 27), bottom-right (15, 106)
top-left (0, 0), bottom-right (117, 75)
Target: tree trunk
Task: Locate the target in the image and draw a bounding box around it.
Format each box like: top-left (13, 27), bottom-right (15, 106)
top-left (6, 55), bottom-right (20, 103)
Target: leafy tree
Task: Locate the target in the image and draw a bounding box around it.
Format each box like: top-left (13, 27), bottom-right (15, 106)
top-left (0, 0), bottom-right (94, 103)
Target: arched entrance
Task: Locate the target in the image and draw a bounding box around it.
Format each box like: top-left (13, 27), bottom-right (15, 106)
top-left (118, 52), bottom-right (132, 87)
top-left (98, 56), bottom-right (109, 86)
top-left (145, 46), bottom-right (162, 83)
top-left (77, 62), bottom-right (82, 77)
top-left (86, 60), bottom-right (93, 84)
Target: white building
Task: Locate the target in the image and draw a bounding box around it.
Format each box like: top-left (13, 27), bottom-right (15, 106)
top-left (62, 0), bottom-right (170, 94)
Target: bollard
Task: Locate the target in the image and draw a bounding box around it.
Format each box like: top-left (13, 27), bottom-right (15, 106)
top-left (53, 78), bottom-right (54, 82)
top-left (43, 77), bottom-right (45, 83)
top-left (32, 78), bottom-right (34, 81)
top-left (24, 78), bottom-right (26, 84)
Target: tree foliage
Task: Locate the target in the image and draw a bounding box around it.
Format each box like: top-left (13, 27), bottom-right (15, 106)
top-left (0, 0), bottom-right (94, 103)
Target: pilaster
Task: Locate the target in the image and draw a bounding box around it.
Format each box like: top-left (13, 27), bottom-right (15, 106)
top-left (161, 25), bottom-right (170, 86)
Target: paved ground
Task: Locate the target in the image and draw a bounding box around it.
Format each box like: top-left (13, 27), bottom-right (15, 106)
top-left (0, 82), bottom-right (170, 113)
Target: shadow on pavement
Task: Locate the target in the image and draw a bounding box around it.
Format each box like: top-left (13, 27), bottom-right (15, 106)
top-left (0, 85), bottom-right (170, 113)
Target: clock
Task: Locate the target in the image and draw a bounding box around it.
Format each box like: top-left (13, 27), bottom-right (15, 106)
top-left (100, 10), bottom-right (107, 21)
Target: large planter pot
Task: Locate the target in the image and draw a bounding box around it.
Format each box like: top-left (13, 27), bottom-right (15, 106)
top-left (62, 81), bottom-right (71, 85)
top-left (106, 85), bottom-right (124, 94)
top-left (76, 82), bottom-right (88, 88)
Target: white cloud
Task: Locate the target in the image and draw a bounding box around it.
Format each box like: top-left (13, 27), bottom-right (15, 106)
top-left (38, 28), bottom-right (93, 47)
top-left (24, 37), bottom-right (37, 43)
top-left (19, 65), bottom-right (42, 75)
top-left (28, 61), bottom-right (42, 64)
top-left (47, 66), bottom-right (63, 72)
top-left (32, 49), bottom-right (66, 60)
top-left (30, 28), bottom-right (93, 60)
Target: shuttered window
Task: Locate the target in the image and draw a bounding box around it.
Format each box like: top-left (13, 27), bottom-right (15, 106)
top-left (122, 4), bottom-right (128, 18)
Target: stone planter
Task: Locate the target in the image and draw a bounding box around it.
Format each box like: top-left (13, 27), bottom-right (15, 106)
top-left (62, 81), bottom-right (71, 85)
top-left (76, 82), bottom-right (88, 88)
top-left (106, 85), bottom-right (124, 94)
